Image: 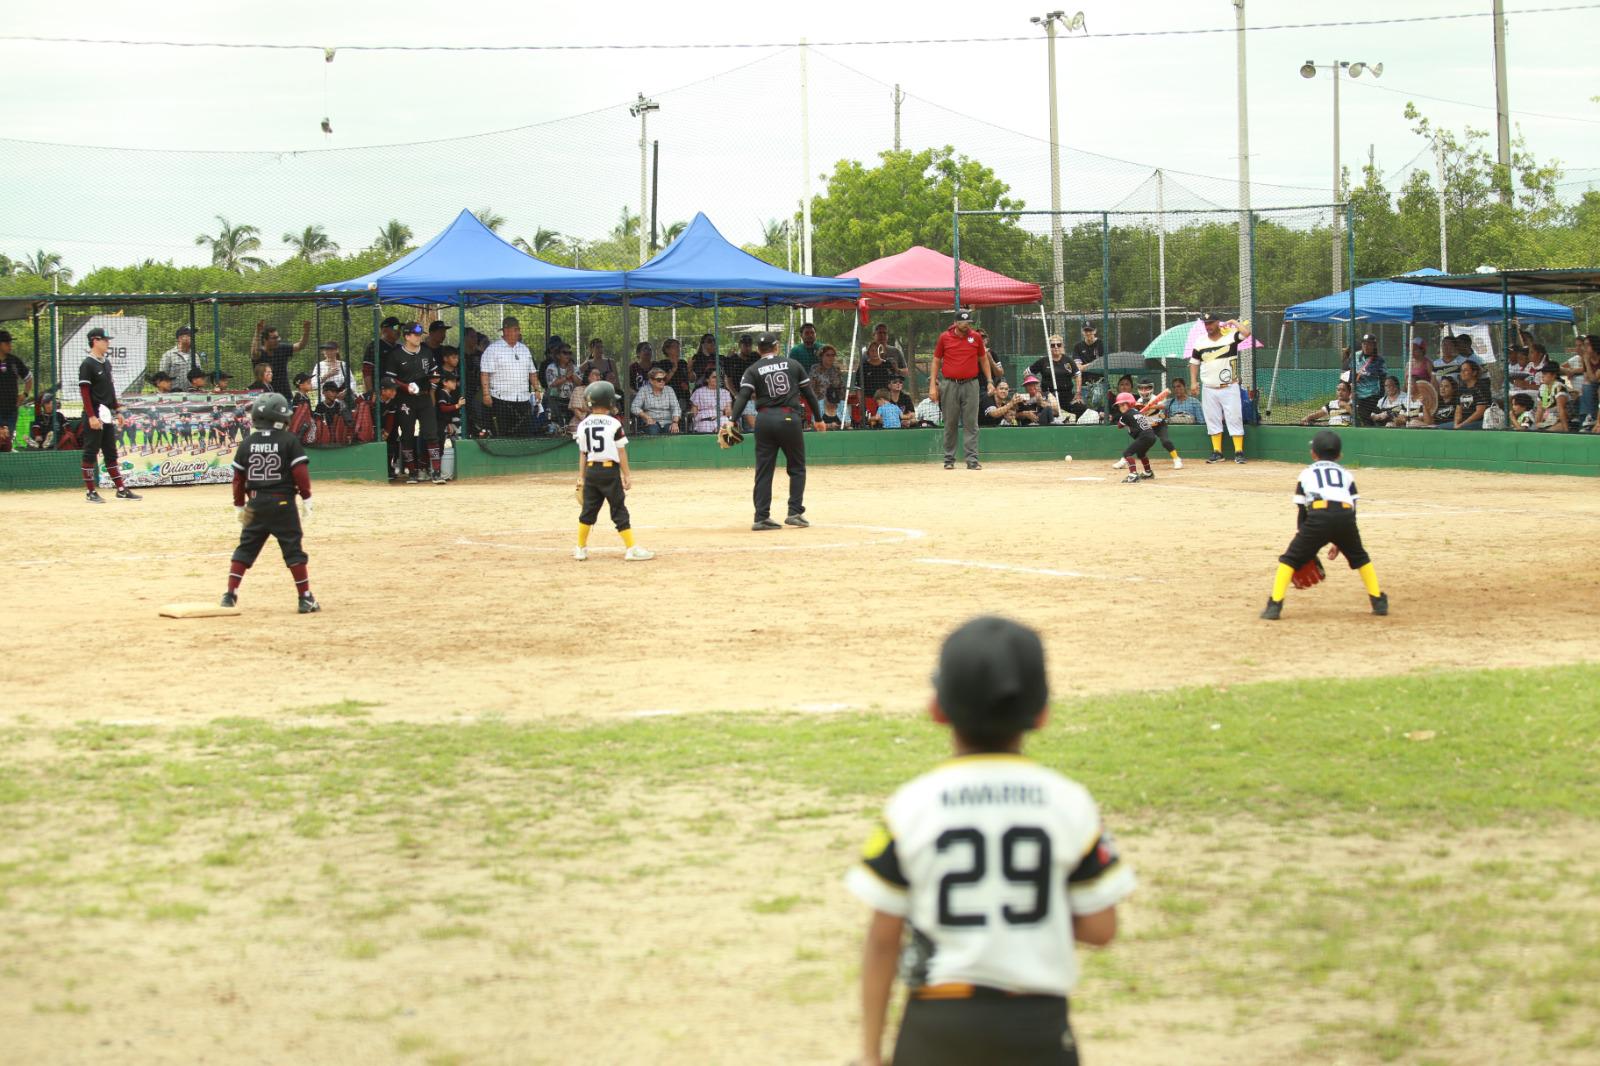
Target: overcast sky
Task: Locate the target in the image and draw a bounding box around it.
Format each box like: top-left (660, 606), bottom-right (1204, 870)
top-left (2, 0), bottom-right (1596, 271)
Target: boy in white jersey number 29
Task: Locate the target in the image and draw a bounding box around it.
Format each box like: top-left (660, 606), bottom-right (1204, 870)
top-left (847, 617), bottom-right (1136, 1066)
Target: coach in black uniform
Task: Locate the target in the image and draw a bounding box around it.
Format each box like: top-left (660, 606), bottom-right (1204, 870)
top-left (728, 332), bottom-right (827, 531)
top-left (77, 327), bottom-right (140, 503)
top-left (391, 323), bottom-right (443, 483)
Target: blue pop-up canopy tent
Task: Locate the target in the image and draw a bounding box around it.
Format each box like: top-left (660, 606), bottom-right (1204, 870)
top-left (622, 213), bottom-right (860, 307)
top-left (1283, 268), bottom-right (1575, 324)
top-left (318, 209), bottom-right (625, 305)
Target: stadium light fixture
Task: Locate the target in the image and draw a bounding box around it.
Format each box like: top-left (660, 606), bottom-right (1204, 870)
top-left (1300, 61), bottom-right (1316, 79)
top-left (1301, 58), bottom-right (1382, 291)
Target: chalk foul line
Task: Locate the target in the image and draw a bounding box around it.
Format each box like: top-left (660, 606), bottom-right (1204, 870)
top-left (915, 558), bottom-right (1157, 583)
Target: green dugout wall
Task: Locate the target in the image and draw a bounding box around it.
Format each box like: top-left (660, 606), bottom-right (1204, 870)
top-left (1, 427), bottom-right (1594, 492)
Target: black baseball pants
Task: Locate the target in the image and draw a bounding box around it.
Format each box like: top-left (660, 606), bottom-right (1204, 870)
top-left (80, 423), bottom-right (119, 484)
top-left (490, 398), bottom-right (531, 438)
top-left (233, 493), bottom-right (308, 568)
top-left (1279, 509), bottom-right (1371, 570)
top-left (578, 464), bottom-right (631, 531)
top-left (752, 407), bottom-right (807, 521)
top-left (894, 994), bottom-right (1078, 1066)
top-left (1121, 429), bottom-right (1158, 461)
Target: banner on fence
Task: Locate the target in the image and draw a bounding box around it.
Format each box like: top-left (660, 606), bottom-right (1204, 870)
top-left (62, 315), bottom-right (149, 395)
top-left (1444, 323), bottom-right (1498, 364)
top-left (92, 391), bottom-right (363, 488)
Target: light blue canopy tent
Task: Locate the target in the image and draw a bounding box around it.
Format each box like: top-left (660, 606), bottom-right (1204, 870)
top-left (317, 209), bottom-right (626, 306)
top-left (1283, 268), bottom-right (1575, 324)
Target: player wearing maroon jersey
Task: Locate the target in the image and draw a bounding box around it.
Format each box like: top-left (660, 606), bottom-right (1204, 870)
top-left (222, 393), bottom-right (319, 613)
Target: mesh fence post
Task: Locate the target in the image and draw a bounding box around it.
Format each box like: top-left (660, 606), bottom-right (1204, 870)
top-left (47, 301), bottom-right (57, 394)
top-left (1100, 212), bottom-right (1111, 417)
top-left (1248, 211), bottom-right (1259, 393)
top-left (211, 300), bottom-right (222, 379)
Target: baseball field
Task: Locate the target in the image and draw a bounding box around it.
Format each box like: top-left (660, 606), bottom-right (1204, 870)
top-left (3, 457), bottom-right (1599, 1065)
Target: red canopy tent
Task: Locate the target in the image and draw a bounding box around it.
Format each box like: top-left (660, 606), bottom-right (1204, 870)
top-left (822, 247), bottom-right (1043, 424)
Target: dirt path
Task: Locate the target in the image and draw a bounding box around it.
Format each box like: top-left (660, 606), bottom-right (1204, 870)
top-left (4, 459), bottom-right (1598, 723)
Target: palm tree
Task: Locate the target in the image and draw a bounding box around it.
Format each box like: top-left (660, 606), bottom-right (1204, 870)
top-left (0, 254), bottom-right (16, 277)
top-left (474, 206), bottom-right (507, 232)
top-left (20, 249), bottom-right (73, 285)
top-left (612, 206), bottom-right (640, 241)
top-left (512, 227), bottom-right (565, 256)
top-left (195, 216), bottom-right (266, 273)
top-left (761, 218), bottom-right (787, 247)
top-left (373, 220), bottom-right (413, 257)
top-left (661, 220), bottom-right (688, 245)
top-left (283, 225), bottom-right (339, 264)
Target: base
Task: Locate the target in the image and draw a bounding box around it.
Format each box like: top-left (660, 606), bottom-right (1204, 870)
top-left (159, 603), bottom-right (242, 620)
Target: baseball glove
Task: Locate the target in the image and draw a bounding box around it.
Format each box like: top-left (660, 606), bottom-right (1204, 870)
top-left (235, 504), bottom-right (254, 527)
top-left (717, 423), bottom-right (745, 449)
top-left (1291, 558), bottom-right (1326, 589)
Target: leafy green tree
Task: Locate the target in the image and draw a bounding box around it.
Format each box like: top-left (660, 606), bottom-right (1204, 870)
top-left (19, 249), bottom-right (73, 285)
top-left (283, 225), bottom-right (339, 264)
top-left (474, 206), bottom-right (507, 232)
top-left (612, 206), bottom-right (640, 241)
top-left (195, 216), bottom-right (266, 273)
top-left (372, 220), bottom-right (413, 257)
top-left (0, 254), bottom-right (16, 277)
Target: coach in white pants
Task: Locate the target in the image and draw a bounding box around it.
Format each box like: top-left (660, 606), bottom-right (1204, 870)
top-left (1189, 312), bottom-right (1251, 465)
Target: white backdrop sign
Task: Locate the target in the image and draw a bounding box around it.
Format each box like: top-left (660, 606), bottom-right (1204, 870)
top-left (60, 316), bottom-right (149, 403)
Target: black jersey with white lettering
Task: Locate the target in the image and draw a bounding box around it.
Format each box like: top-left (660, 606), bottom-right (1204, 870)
top-left (79, 355), bottom-right (119, 412)
top-left (231, 427), bottom-right (308, 495)
top-left (739, 355), bottom-right (812, 411)
top-left (1114, 407), bottom-right (1153, 437)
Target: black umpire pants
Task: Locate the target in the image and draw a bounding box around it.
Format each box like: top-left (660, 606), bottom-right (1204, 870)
top-left (80, 422), bottom-right (119, 481)
top-left (894, 994), bottom-right (1078, 1066)
top-left (233, 493), bottom-right (307, 568)
top-left (578, 463), bottom-right (631, 531)
top-left (753, 407), bottom-right (806, 521)
top-left (1279, 506), bottom-right (1371, 570)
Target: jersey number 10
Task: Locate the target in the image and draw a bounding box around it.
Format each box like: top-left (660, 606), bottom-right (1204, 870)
top-left (1312, 466), bottom-right (1345, 489)
top-left (936, 826), bottom-right (1052, 927)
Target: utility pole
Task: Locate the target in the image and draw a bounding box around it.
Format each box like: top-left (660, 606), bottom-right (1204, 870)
top-left (800, 39), bottom-right (813, 275)
top-left (1434, 134), bottom-right (1449, 272)
top-left (1492, 0), bottom-right (1512, 204)
top-left (893, 84), bottom-right (904, 151)
top-left (1234, 0), bottom-right (1253, 329)
top-left (630, 92), bottom-right (659, 337)
top-left (1156, 168), bottom-right (1167, 333)
top-left (1031, 11), bottom-right (1081, 318)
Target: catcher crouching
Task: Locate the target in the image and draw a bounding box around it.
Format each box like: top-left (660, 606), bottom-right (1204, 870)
top-left (1261, 430), bottom-right (1387, 620)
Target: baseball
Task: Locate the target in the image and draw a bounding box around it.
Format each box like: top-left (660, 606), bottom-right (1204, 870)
top-left (1063, 454), bottom-right (1073, 461)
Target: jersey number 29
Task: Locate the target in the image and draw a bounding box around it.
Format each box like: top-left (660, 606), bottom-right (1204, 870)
top-left (936, 826), bottom-right (1052, 927)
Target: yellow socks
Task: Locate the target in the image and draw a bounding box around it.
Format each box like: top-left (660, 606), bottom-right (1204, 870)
top-left (620, 528), bottom-right (637, 549)
top-left (1232, 435), bottom-right (1245, 455)
top-left (1168, 449), bottom-right (1180, 459)
top-left (1210, 433), bottom-right (1223, 453)
top-left (1358, 563), bottom-right (1381, 597)
top-left (1271, 563), bottom-right (1294, 603)
top-left (577, 523), bottom-right (592, 548)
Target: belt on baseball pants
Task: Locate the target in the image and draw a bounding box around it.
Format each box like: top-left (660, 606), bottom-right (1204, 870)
top-left (586, 460), bottom-right (615, 467)
top-left (1310, 501), bottom-right (1352, 510)
top-left (913, 984), bottom-right (1030, 1001)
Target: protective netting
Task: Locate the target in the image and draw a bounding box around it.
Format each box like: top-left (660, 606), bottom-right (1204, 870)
top-left (954, 203), bottom-right (1349, 422)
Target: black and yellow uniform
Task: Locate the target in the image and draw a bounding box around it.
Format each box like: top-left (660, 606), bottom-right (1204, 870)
top-left (1263, 441), bottom-right (1385, 619)
top-left (729, 343), bottom-right (824, 527)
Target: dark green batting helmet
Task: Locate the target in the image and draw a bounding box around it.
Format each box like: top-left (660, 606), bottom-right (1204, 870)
top-left (585, 380), bottom-right (617, 410)
top-left (250, 392), bottom-right (292, 430)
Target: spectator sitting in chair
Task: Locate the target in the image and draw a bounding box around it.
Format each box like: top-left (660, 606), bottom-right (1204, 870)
top-left (543, 343), bottom-right (580, 429)
top-left (1511, 393), bottom-right (1536, 431)
top-left (150, 371), bottom-right (175, 394)
top-left (1536, 362), bottom-right (1572, 432)
top-left (819, 388), bottom-right (845, 428)
top-left (1015, 374), bottom-right (1055, 425)
top-left (980, 379), bottom-right (1022, 426)
top-left (1451, 358), bottom-right (1492, 430)
top-left (877, 375), bottom-right (915, 427)
top-left (914, 388), bottom-right (942, 428)
top-left (292, 372), bottom-right (315, 408)
top-left (1165, 379), bottom-right (1203, 423)
top-left (1302, 381), bottom-right (1354, 427)
top-left (870, 388), bottom-right (903, 428)
top-left (631, 369), bottom-right (681, 434)
top-left (28, 392), bottom-right (66, 449)
top-left (248, 362), bottom-right (274, 393)
top-left (655, 338), bottom-right (693, 409)
top-left (1370, 375), bottom-right (1407, 427)
top-left (1430, 375), bottom-right (1460, 428)
top-left (689, 372), bottom-right (733, 434)
top-left (186, 367), bottom-right (211, 392)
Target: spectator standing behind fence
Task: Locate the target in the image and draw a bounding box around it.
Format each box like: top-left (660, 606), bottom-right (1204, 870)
top-left (1351, 334), bottom-right (1386, 425)
top-left (689, 373), bottom-right (733, 433)
top-left (157, 325), bottom-right (206, 384)
top-left (930, 311), bottom-right (992, 471)
top-left (251, 321), bottom-right (310, 401)
top-left (810, 345), bottom-right (844, 402)
top-left (632, 368), bottom-right (682, 434)
top-left (0, 330), bottom-right (33, 444)
top-left (544, 342), bottom-right (580, 430)
top-left (579, 338), bottom-right (618, 387)
top-left (864, 322), bottom-right (907, 373)
top-left (1571, 335), bottom-right (1600, 431)
top-left (788, 321), bottom-right (823, 370)
top-left (628, 342), bottom-right (656, 392)
top-left (310, 340), bottom-right (352, 398)
top-left (1029, 334), bottom-right (1085, 418)
top-left (655, 338), bottom-right (693, 410)
top-left (690, 333), bottom-right (719, 385)
top-left (1407, 337), bottom-right (1434, 387)
top-left (859, 342), bottom-right (897, 399)
top-left (480, 316), bottom-right (541, 439)
top-left (364, 316), bottom-right (402, 393)
top-left (1072, 321), bottom-right (1103, 402)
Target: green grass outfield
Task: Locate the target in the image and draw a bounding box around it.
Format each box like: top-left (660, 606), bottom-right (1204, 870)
top-left (3, 664), bottom-right (1598, 1063)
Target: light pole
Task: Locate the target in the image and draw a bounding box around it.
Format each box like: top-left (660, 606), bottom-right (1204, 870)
top-left (630, 92), bottom-right (659, 337)
top-left (1031, 10), bottom-right (1083, 324)
top-left (1300, 59), bottom-right (1381, 292)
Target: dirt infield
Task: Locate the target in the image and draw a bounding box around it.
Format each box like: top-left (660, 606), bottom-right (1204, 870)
top-left (6, 457), bottom-right (1599, 723)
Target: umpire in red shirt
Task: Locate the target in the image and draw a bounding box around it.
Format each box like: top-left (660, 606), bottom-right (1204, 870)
top-left (928, 310), bottom-right (994, 470)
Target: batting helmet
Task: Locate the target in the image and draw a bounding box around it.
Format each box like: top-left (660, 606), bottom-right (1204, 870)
top-left (935, 616), bottom-right (1049, 743)
top-left (250, 392), bottom-right (292, 430)
top-left (585, 380), bottom-right (617, 410)
top-left (1114, 392), bottom-right (1136, 406)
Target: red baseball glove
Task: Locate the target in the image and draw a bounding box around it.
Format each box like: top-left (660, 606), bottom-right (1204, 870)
top-left (1291, 559), bottom-right (1326, 589)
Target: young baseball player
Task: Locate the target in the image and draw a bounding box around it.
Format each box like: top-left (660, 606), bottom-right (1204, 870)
top-left (1261, 430), bottom-right (1386, 620)
top-left (726, 331), bottom-right (827, 530)
top-left (77, 327), bottom-right (142, 502)
top-left (222, 393), bottom-right (319, 613)
top-left (848, 615), bottom-right (1135, 1066)
top-left (573, 380), bottom-right (652, 562)
top-left (1114, 380), bottom-right (1182, 470)
top-left (1112, 391), bottom-right (1158, 483)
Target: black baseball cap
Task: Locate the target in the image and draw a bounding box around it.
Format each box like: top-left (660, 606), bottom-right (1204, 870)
top-left (738, 333), bottom-right (754, 343)
top-left (756, 331), bottom-right (779, 350)
top-left (151, 371), bottom-right (172, 383)
top-left (320, 380), bottom-right (341, 392)
top-left (545, 334), bottom-right (566, 354)
top-left (934, 616), bottom-right (1049, 742)
top-left (87, 327), bottom-right (112, 342)
top-left (439, 345), bottom-right (459, 357)
top-left (501, 315), bottom-right (520, 329)
top-left (1361, 332), bottom-right (1377, 342)
top-left (175, 325), bottom-right (195, 338)
top-left (1201, 312), bottom-right (1221, 323)
top-left (293, 372), bottom-right (312, 385)
top-left (428, 320), bottom-right (449, 333)
top-left (380, 316), bottom-right (402, 329)
top-left (405, 322), bottom-right (424, 335)
top-left (954, 310), bottom-right (973, 323)
top-left (380, 373), bottom-right (399, 388)
top-left (0, 330), bottom-right (12, 344)
top-left (319, 339), bottom-right (339, 350)
top-left (442, 372), bottom-right (460, 383)
top-left (888, 373), bottom-right (905, 383)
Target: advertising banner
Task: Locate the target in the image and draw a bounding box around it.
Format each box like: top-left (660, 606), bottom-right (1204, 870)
top-left (62, 316), bottom-right (149, 395)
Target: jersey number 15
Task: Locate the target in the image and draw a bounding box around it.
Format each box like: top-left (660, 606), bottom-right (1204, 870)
top-left (936, 826), bottom-right (1052, 927)
top-left (585, 425), bottom-right (608, 454)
